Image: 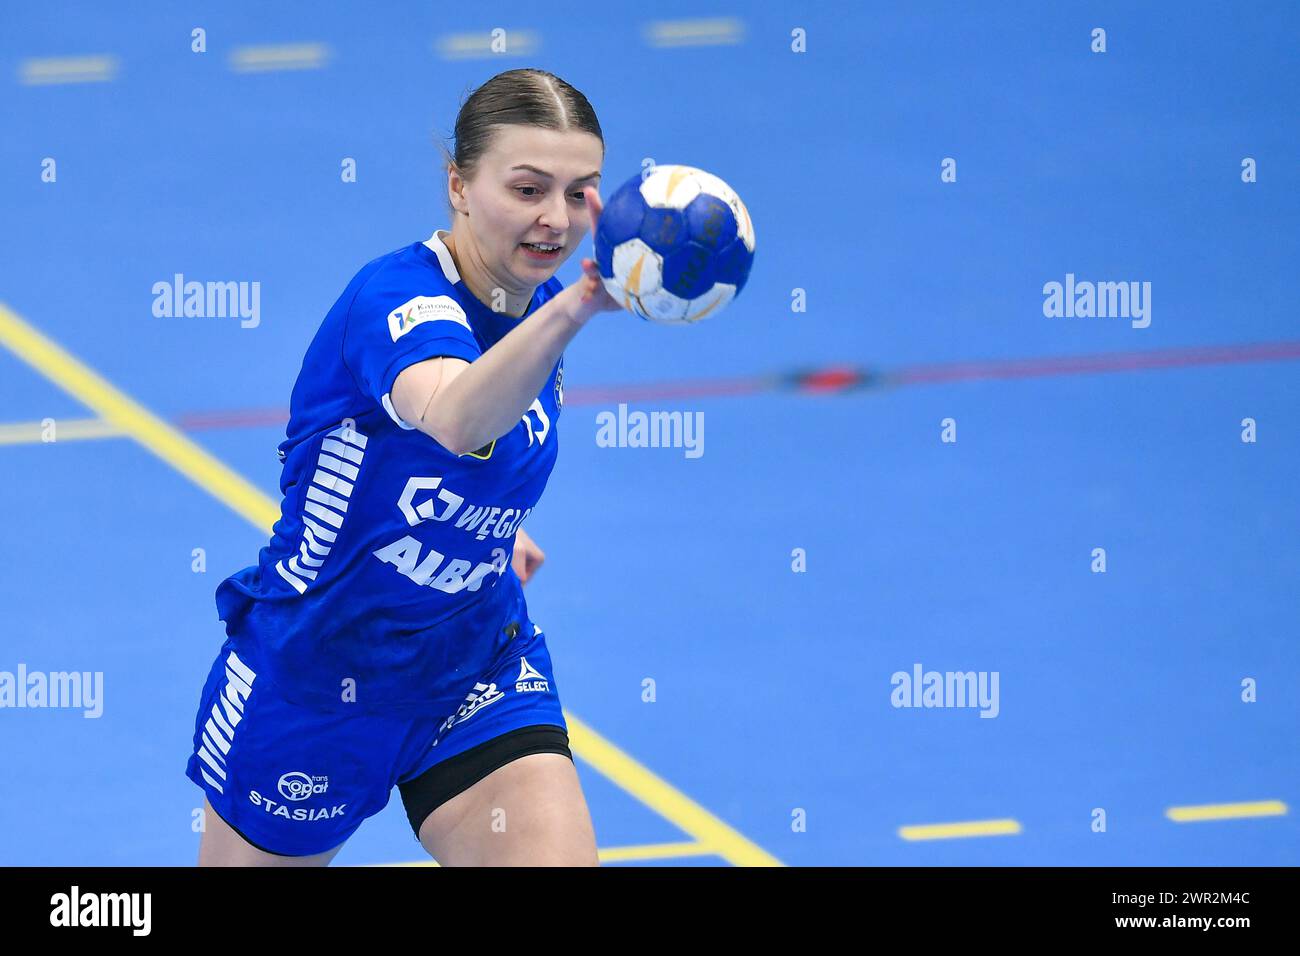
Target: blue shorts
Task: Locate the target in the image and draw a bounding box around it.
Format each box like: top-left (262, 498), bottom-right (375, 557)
top-left (183, 618), bottom-right (568, 857)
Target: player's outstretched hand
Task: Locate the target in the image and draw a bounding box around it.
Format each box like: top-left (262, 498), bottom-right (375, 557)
top-left (511, 527), bottom-right (545, 585)
top-left (569, 185), bottom-right (624, 323)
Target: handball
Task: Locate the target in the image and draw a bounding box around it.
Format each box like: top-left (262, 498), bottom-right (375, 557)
top-left (593, 164), bottom-right (755, 325)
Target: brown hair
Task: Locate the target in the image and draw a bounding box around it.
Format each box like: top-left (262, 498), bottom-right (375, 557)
top-left (438, 68), bottom-right (604, 214)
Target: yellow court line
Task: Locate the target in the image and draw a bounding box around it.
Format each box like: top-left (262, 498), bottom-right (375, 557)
top-left (0, 417), bottom-right (123, 445)
top-left (898, 819), bottom-right (1023, 841)
top-left (0, 303), bottom-right (279, 530)
top-left (228, 43), bottom-right (330, 73)
top-left (566, 713), bottom-right (782, 866)
top-left (19, 55), bottom-right (118, 85)
top-left (378, 840), bottom-right (714, 867)
top-left (596, 840), bottom-right (715, 863)
top-left (0, 301), bottom-right (781, 867)
top-left (1166, 800), bottom-right (1288, 823)
top-left (435, 31), bottom-right (540, 60)
top-left (644, 18), bottom-right (745, 48)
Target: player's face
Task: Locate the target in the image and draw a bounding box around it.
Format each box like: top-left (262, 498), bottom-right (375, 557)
top-left (465, 125), bottom-right (603, 288)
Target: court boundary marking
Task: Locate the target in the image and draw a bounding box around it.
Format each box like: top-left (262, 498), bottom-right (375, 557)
top-left (374, 840), bottom-right (717, 867)
top-left (0, 301), bottom-right (783, 868)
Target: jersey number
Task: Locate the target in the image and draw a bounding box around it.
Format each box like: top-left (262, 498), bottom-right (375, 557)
top-left (521, 399), bottom-right (550, 447)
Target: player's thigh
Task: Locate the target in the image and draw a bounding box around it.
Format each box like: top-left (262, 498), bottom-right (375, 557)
top-left (417, 753), bottom-right (598, 866)
top-left (198, 798), bottom-right (345, 867)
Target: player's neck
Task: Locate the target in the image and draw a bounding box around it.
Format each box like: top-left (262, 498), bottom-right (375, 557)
top-left (444, 227), bottom-right (533, 319)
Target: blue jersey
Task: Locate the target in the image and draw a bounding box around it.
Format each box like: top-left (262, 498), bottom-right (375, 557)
top-left (214, 230), bottom-right (566, 714)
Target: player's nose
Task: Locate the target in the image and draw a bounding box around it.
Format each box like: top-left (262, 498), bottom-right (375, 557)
top-left (537, 193), bottom-right (570, 234)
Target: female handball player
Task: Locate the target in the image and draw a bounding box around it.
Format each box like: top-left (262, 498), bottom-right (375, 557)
top-left (186, 68), bottom-right (620, 866)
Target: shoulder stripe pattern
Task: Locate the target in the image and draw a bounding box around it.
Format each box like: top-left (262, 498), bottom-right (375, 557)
top-left (275, 423), bottom-right (368, 594)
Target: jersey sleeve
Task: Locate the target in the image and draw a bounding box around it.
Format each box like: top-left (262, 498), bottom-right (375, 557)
top-left (343, 275), bottom-right (482, 431)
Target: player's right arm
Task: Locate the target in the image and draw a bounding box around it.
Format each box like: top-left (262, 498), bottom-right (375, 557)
top-left (390, 263), bottom-right (610, 454)
top-left (345, 266), bottom-right (612, 456)
top-left (392, 187), bottom-right (621, 455)
top-left (391, 356), bottom-right (469, 450)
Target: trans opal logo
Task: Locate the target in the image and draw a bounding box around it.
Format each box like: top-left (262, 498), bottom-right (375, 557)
top-left (277, 771), bottom-right (329, 801)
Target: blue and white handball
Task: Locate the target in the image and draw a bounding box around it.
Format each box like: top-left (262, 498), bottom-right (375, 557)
top-left (593, 164), bottom-right (755, 325)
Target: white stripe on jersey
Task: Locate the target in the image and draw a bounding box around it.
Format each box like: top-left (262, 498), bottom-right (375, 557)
top-left (274, 426), bottom-right (369, 595)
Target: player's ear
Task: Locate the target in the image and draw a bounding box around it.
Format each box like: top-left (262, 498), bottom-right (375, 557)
top-left (446, 164), bottom-right (469, 217)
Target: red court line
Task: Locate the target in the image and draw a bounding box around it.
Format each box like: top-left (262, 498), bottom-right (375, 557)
top-left (560, 375), bottom-right (774, 404)
top-left (167, 340), bottom-right (1300, 433)
top-left (172, 378), bottom-right (775, 430)
top-left (176, 408), bottom-right (292, 430)
top-left (886, 340), bottom-right (1300, 386)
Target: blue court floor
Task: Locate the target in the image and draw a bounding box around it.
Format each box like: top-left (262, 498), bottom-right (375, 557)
top-left (1, 2), bottom-right (1296, 865)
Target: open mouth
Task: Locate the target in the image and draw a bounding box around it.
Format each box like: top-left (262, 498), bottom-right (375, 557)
top-left (520, 242), bottom-right (562, 260)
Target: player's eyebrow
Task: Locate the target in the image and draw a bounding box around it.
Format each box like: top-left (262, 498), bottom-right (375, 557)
top-left (510, 164), bottom-right (601, 184)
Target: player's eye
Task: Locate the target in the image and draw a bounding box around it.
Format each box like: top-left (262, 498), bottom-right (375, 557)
top-left (515, 185), bottom-right (586, 202)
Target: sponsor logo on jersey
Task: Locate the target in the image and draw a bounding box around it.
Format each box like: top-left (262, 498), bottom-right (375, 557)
top-left (388, 295), bottom-right (471, 342)
top-left (515, 657), bottom-right (549, 694)
top-left (248, 790), bottom-right (347, 822)
top-left (395, 476), bottom-right (532, 541)
top-left (554, 362), bottom-right (564, 409)
top-left (278, 771), bottom-right (329, 801)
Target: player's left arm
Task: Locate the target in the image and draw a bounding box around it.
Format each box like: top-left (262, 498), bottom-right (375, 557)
top-left (512, 527), bottom-right (545, 585)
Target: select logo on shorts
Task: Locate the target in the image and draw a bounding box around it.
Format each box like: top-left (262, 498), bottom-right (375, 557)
top-left (278, 771), bottom-right (329, 801)
top-left (388, 295), bottom-right (471, 342)
top-left (435, 681), bottom-right (504, 740)
top-left (515, 657), bottom-right (549, 694)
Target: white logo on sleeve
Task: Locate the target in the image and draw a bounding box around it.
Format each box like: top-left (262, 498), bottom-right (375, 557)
top-left (388, 295), bottom-right (471, 342)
